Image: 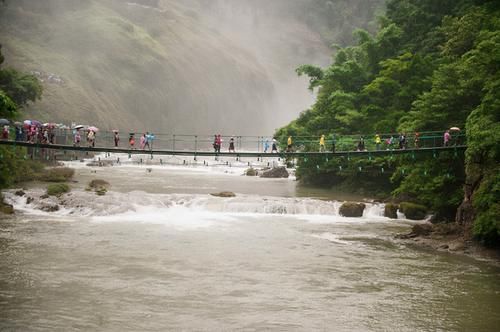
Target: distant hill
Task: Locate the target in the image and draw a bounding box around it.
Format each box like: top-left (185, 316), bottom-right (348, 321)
top-left (0, 0), bottom-right (382, 134)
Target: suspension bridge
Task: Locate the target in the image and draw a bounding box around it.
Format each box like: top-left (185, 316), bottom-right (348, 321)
top-left (0, 129), bottom-right (467, 161)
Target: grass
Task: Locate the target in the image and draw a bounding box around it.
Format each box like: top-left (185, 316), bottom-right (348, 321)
top-left (46, 183), bottom-right (70, 196)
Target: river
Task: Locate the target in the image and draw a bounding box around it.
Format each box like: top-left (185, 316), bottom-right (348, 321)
top-left (1, 158), bottom-right (499, 331)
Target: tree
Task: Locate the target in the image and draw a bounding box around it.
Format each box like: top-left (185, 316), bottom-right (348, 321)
top-left (0, 90), bottom-right (16, 117)
top-left (0, 69), bottom-right (42, 107)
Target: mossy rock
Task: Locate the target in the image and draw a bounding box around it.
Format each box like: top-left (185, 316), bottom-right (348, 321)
top-left (95, 188), bottom-right (107, 196)
top-left (339, 202), bottom-right (366, 217)
top-left (400, 202), bottom-right (427, 220)
top-left (210, 191), bottom-right (236, 198)
top-left (260, 167), bottom-right (289, 178)
top-left (47, 183), bottom-right (70, 197)
top-left (0, 201), bottom-right (14, 214)
top-left (245, 168), bottom-right (258, 176)
top-left (384, 203), bottom-right (399, 219)
top-left (88, 179), bottom-right (110, 189)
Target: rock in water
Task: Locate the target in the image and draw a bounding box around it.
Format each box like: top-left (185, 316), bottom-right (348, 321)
top-left (210, 192), bottom-right (236, 198)
top-left (40, 204), bottom-right (60, 212)
top-left (339, 202), bottom-right (366, 217)
top-left (400, 202), bottom-right (427, 220)
top-left (260, 167), bottom-right (289, 178)
top-left (15, 190), bottom-right (26, 197)
top-left (0, 203), bottom-right (14, 215)
top-left (384, 203), bottom-right (399, 219)
top-left (245, 168), bottom-right (258, 176)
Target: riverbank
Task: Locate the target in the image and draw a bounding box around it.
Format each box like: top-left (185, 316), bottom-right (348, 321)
top-left (396, 222), bottom-right (500, 265)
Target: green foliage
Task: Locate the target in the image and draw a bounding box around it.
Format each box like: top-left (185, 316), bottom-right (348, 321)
top-left (37, 167), bottom-right (75, 182)
top-left (0, 68), bottom-right (42, 107)
top-left (46, 183), bottom-right (70, 197)
top-left (0, 146), bottom-right (45, 188)
top-left (0, 89), bottom-right (16, 117)
top-left (392, 153), bottom-right (465, 220)
top-left (278, 0), bottom-right (500, 244)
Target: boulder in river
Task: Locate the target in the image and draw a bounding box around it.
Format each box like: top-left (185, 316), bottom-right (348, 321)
top-left (259, 167), bottom-right (289, 178)
top-left (210, 192), bottom-right (236, 198)
top-left (339, 202), bottom-right (366, 217)
top-left (396, 223), bottom-right (434, 239)
top-left (40, 204), bottom-right (60, 213)
top-left (384, 203), bottom-right (399, 219)
top-left (87, 179), bottom-right (111, 196)
top-left (15, 190), bottom-right (26, 197)
top-left (245, 168), bottom-right (258, 176)
top-left (0, 202), bottom-right (14, 214)
top-left (400, 202), bottom-right (427, 220)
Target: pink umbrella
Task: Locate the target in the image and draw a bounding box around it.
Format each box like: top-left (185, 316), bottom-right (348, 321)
top-left (88, 126), bottom-right (99, 132)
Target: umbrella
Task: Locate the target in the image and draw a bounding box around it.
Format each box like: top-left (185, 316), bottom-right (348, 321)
top-left (23, 120), bottom-right (32, 126)
top-left (73, 125), bottom-right (85, 130)
top-left (31, 120), bottom-right (42, 127)
top-left (14, 121), bottom-right (23, 126)
top-left (0, 118), bottom-right (10, 126)
top-left (450, 127), bottom-right (461, 131)
top-left (88, 126), bottom-right (99, 132)
top-left (43, 123), bottom-right (56, 128)
top-left (112, 129), bottom-right (119, 133)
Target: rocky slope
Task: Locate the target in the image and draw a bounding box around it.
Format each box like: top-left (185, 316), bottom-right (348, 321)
top-left (0, 0), bottom-right (333, 134)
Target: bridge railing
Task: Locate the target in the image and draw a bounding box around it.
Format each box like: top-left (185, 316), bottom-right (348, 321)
top-left (5, 128), bottom-right (466, 154)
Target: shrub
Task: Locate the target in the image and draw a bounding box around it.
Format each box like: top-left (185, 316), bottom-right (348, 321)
top-left (38, 167), bottom-right (75, 182)
top-left (47, 183), bottom-right (70, 197)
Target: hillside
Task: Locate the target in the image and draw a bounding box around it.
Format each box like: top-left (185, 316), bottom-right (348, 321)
top-left (0, 0), bottom-right (382, 134)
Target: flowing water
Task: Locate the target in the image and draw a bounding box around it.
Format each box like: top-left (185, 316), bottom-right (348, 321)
top-left (1, 159), bottom-right (499, 331)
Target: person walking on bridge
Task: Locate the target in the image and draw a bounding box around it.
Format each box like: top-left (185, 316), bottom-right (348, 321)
top-left (319, 134), bottom-right (325, 152)
top-left (414, 132), bottom-right (420, 149)
top-left (264, 139), bottom-right (270, 153)
top-left (113, 130), bottom-right (120, 147)
top-left (129, 133), bottom-right (135, 149)
top-left (213, 135), bottom-right (218, 153)
top-left (140, 134), bottom-right (146, 150)
top-left (272, 138), bottom-right (278, 153)
top-left (87, 130), bottom-right (95, 148)
top-left (144, 132), bottom-right (152, 150)
top-left (375, 134), bottom-right (381, 151)
top-left (229, 137), bottom-right (235, 153)
top-left (74, 129), bottom-right (81, 147)
top-left (444, 130), bottom-right (451, 147)
top-left (216, 134), bottom-right (222, 153)
top-left (2, 125), bottom-right (9, 140)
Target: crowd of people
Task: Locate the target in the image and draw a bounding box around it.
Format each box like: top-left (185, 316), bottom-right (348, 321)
top-left (282, 129), bottom-right (460, 153)
top-left (1, 122), bottom-right (459, 154)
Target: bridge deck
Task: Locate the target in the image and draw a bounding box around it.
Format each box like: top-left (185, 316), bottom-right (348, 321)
top-left (0, 140), bottom-right (467, 158)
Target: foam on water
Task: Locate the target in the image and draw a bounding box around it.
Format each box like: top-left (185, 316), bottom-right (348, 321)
top-left (4, 189), bottom-right (394, 229)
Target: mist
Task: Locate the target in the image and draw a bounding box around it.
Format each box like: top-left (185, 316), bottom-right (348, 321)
top-left (0, 0), bottom-right (381, 135)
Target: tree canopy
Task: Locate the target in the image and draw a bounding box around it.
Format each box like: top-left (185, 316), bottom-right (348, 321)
top-left (277, 0), bottom-right (500, 243)
top-left (0, 44), bottom-right (42, 118)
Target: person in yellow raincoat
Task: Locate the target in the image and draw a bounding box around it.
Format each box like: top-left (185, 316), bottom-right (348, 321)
top-left (287, 136), bottom-right (293, 152)
top-left (375, 134), bottom-right (382, 151)
top-left (319, 134), bottom-right (325, 152)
